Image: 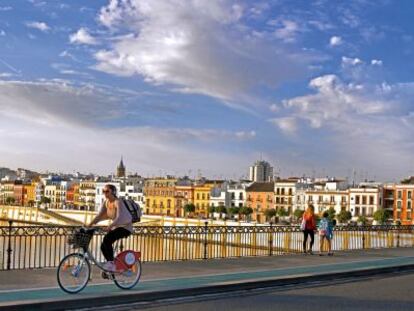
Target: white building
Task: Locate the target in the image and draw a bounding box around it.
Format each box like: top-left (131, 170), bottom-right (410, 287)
top-left (249, 160), bottom-right (274, 182)
top-left (210, 185), bottom-right (230, 208)
top-left (349, 186), bottom-right (382, 221)
top-left (228, 182), bottom-right (250, 208)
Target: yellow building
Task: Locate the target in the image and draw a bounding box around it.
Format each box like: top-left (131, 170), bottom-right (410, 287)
top-left (193, 180), bottom-right (222, 218)
top-left (175, 184), bottom-right (195, 217)
top-left (144, 178), bottom-right (177, 216)
top-left (24, 182), bottom-right (37, 206)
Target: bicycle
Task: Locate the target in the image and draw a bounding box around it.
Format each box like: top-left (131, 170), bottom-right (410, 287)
top-left (57, 227), bottom-right (142, 294)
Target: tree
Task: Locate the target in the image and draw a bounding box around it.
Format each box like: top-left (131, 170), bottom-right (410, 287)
top-left (40, 196), bottom-right (51, 204)
top-left (216, 205), bottom-right (227, 219)
top-left (28, 200), bottom-right (35, 207)
top-left (293, 209), bottom-right (304, 222)
top-left (264, 208), bottom-right (276, 222)
top-left (337, 210), bottom-right (352, 224)
top-left (277, 207), bottom-right (289, 217)
top-left (5, 197), bottom-right (15, 205)
top-left (373, 209), bottom-right (392, 224)
top-left (184, 203), bottom-right (196, 217)
top-left (228, 206), bottom-right (240, 219)
top-left (326, 207), bottom-right (336, 221)
top-left (358, 215), bottom-right (369, 225)
top-left (208, 205), bottom-right (216, 219)
top-left (240, 206), bottom-right (253, 221)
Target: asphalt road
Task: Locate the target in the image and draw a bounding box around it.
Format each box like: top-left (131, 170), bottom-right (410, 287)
top-left (118, 272), bottom-right (414, 311)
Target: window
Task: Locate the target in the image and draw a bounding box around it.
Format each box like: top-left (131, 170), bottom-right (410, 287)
top-left (197, 193), bottom-right (200, 200)
top-left (408, 212), bottom-right (412, 220)
top-left (239, 193), bottom-right (243, 200)
top-left (398, 191), bottom-right (402, 199)
top-left (276, 197), bottom-right (280, 203)
top-left (408, 201), bottom-right (412, 210)
top-left (362, 196), bottom-right (367, 205)
top-left (288, 188), bottom-right (292, 196)
top-left (276, 188), bottom-right (280, 195)
top-left (202, 193), bottom-right (205, 200)
top-left (281, 188), bottom-right (285, 195)
top-left (355, 196), bottom-right (360, 204)
top-left (369, 196), bottom-right (374, 205)
top-left (330, 196), bottom-right (335, 203)
top-left (409, 191), bottom-right (412, 199)
top-left (231, 193), bottom-right (235, 200)
top-left (318, 196), bottom-right (323, 203)
top-left (397, 201), bottom-right (402, 209)
top-left (355, 207), bottom-right (360, 216)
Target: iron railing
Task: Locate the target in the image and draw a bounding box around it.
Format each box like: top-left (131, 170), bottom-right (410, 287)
top-left (1, 221), bottom-right (414, 270)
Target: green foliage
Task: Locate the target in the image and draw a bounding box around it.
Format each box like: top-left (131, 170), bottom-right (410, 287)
top-left (326, 207), bottom-right (336, 221)
top-left (184, 203), bottom-right (196, 214)
top-left (373, 209), bottom-right (392, 224)
top-left (5, 196), bottom-right (15, 205)
top-left (358, 215), bottom-right (369, 225)
top-left (337, 210), bottom-right (352, 224)
top-left (228, 206), bottom-right (240, 216)
top-left (216, 205), bottom-right (227, 214)
top-left (277, 207), bottom-right (289, 217)
top-left (264, 208), bottom-right (276, 221)
top-left (293, 209), bottom-right (304, 220)
top-left (40, 196), bottom-right (51, 204)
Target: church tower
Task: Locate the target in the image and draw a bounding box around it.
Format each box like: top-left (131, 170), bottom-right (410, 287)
top-left (116, 156), bottom-right (126, 178)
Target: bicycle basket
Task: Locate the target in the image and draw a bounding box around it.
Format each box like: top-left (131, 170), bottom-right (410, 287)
top-left (68, 229), bottom-right (92, 249)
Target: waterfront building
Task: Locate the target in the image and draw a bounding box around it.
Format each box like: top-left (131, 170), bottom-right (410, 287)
top-left (348, 186), bottom-right (382, 221)
top-left (78, 180), bottom-right (96, 211)
top-left (144, 177), bottom-right (177, 216)
top-left (174, 178), bottom-right (195, 218)
top-left (228, 182), bottom-right (250, 208)
top-left (0, 181), bottom-right (16, 204)
top-left (274, 178), bottom-right (299, 215)
top-left (246, 182), bottom-right (274, 223)
top-left (194, 180), bottom-right (221, 218)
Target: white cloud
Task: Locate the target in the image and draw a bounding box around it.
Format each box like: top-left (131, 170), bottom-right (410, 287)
top-left (269, 117), bottom-right (297, 134)
top-left (0, 72), bottom-right (13, 78)
top-left (273, 20), bottom-right (300, 42)
top-left (329, 36), bottom-right (343, 46)
top-left (0, 30), bottom-right (5, 36)
top-left (69, 28), bottom-right (99, 45)
top-left (341, 56), bottom-right (363, 66)
top-left (25, 21), bottom-right (50, 32)
top-left (371, 59), bottom-right (383, 66)
top-left (0, 6), bottom-right (12, 11)
top-left (274, 75), bottom-right (414, 179)
top-left (93, 0), bottom-right (311, 104)
top-left (0, 79), bottom-right (256, 176)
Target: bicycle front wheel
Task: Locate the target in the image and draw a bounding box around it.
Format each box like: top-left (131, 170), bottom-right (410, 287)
top-left (113, 259), bottom-right (142, 290)
top-left (57, 253), bottom-right (91, 294)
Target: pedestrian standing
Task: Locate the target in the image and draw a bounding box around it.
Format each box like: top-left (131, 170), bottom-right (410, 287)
top-left (301, 205), bottom-right (316, 254)
top-left (318, 211), bottom-right (334, 256)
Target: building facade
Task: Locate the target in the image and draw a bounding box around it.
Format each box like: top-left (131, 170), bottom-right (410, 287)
top-left (246, 182), bottom-right (274, 223)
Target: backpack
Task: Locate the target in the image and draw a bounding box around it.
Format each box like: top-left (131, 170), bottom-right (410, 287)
top-left (319, 218), bottom-right (329, 236)
top-left (121, 198), bottom-right (142, 223)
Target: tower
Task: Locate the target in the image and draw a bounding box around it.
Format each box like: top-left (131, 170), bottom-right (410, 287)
top-left (116, 156), bottom-right (126, 178)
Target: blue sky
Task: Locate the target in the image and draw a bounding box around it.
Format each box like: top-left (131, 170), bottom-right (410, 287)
top-left (0, 0), bottom-right (413, 181)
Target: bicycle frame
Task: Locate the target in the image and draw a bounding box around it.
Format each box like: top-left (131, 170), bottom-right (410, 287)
top-left (80, 240), bottom-right (123, 273)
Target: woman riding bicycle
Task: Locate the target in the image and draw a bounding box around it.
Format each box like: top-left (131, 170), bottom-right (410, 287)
top-left (88, 184), bottom-right (132, 272)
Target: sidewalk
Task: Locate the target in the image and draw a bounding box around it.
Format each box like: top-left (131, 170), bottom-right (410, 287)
top-left (1, 248), bottom-right (414, 310)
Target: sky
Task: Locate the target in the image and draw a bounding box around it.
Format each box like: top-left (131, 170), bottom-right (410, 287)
top-left (0, 0), bottom-right (413, 182)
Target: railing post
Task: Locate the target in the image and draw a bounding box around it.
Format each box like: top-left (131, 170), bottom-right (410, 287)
top-left (6, 220), bottom-right (12, 270)
top-left (362, 231), bottom-right (366, 249)
top-left (268, 222), bottom-right (273, 256)
top-left (203, 221), bottom-right (208, 260)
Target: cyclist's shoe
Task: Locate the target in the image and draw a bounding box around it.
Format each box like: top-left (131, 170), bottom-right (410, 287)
top-left (103, 261), bottom-right (116, 272)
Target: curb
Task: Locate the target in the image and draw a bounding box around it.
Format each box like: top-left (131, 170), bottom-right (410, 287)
top-left (2, 263), bottom-right (414, 311)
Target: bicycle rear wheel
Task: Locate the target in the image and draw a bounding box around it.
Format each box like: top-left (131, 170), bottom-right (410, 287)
top-left (113, 259), bottom-right (142, 290)
top-left (57, 253), bottom-right (90, 294)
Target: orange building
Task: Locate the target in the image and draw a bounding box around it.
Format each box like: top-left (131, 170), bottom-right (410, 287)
top-left (13, 183), bottom-right (25, 206)
top-left (246, 182), bottom-right (274, 223)
top-left (389, 184), bottom-right (414, 225)
top-left (174, 183), bottom-right (194, 218)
